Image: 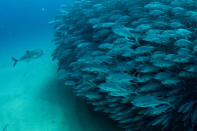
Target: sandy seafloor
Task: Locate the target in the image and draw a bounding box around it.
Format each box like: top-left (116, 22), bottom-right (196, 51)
top-left (0, 31), bottom-right (122, 131)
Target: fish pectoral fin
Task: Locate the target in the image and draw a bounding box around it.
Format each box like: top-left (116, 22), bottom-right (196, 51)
top-left (11, 57), bottom-right (18, 67)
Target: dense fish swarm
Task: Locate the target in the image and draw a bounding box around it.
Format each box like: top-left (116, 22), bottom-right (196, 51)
top-left (51, 0), bottom-right (197, 130)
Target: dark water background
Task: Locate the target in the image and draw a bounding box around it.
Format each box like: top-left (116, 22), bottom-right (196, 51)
top-left (0, 0), bottom-right (72, 52)
top-left (0, 0), bottom-right (71, 38)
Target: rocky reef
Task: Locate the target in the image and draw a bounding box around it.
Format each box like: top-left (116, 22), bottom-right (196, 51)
top-left (51, 0), bottom-right (197, 130)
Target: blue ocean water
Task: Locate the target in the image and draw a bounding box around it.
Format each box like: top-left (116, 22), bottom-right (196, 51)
top-left (0, 0), bottom-right (122, 130)
top-left (4, 0), bottom-right (197, 130)
top-left (0, 0), bottom-right (71, 60)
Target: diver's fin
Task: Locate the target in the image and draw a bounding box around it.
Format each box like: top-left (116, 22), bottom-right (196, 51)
top-left (26, 50), bottom-right (30, 54)
top-left (11, 57), bottom-right (18, 67)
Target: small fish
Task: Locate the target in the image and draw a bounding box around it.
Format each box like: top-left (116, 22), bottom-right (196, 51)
top-left (11, 49), bottom-right (44, 67)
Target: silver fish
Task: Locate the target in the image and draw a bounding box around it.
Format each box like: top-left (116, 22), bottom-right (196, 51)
top-left (12, 49), bottom-right (43, 67)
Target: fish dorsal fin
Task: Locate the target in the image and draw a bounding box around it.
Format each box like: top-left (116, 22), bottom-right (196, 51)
top-left (26, 50), bottom-right (30, 54)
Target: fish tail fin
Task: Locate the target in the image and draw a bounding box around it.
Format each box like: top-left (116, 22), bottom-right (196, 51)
top-left (11, 57), bottom-right (18, 67)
